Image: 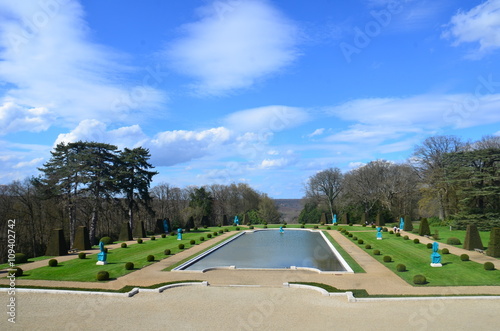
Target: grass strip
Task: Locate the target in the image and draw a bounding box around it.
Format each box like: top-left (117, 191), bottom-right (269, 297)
top-left (12, 227), bottom-right (236, 282)
top-left (349, 231), bottom-right (499, 286)
top-left (322, 231), bottom-right (365, 273)
top-left (163, 232), bottom-right (241, 271)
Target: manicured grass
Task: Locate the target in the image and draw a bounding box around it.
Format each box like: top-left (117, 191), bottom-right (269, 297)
top-left (322, 231), bottom-right (365, 273)
top-left (418, 225), bottom-right (491, 249)
top-left (351, 231), bottom-right (499, 286)
top-left (0, 255), bottom-right (56, 270)
top-left (17, 227), bottom-right (236, 282)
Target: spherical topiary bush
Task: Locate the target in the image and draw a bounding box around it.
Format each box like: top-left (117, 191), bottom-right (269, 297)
top-left (96, 270), bottom-right (109, 281)
top-left (441, 248), bottom-right (449, 254)
top-left (344, 231), bottom-right (349, 235)
top-left (348, 223), bottom-right (353, 227)
top-left (190, 239), bottom-right (196, 245)
top-left (125, 262), bottom-right (134, 270)
top-left (300, 224), bottom-right (305, 228)
top-left (249, 225), bottom-right (254, 229)
top-left (313, 225), bottom-right (318, 229)
top-left (413, 275), bottom-right (427, 285)
top-left (396, 264), bottom-right (406, 272)
top-left (100, 236), bottom-right (113, 245)
top-left (121, 243), bottom-right (127, 248)
top-left (161, 233), bottom-right (166, 238)
top-left (365, 244), bottom-right (372, 249)
top-left (326, 226), bottom-right (331, 230)
top-left (426, 243), bottom-right (433, 249)
top-left (460, 254), bottom-right (469, 261)
top-left (48, 259), bottom-right (58, 267)
top-left (358, 239), bottom-right (364, 245)
top-left (194, 227), bottom-right (198, 231)
top-left (78, 252), bottom-right (86, 259)
top-left (362, 224), bottom-right (367, 227)
top-left (403, 235), bottom-right (409, 240)
top-left (389, 230), bottom-right (394, 234)
top-left (213, 231), bottom-right (218, 236)
top-left (9, 267), bottom-right (23, 277)
top-left (150, 236), bottom-right (156, 241)
top-left (14, 253), bottom-right (27, 264)
top-left (352, 236), bottom-right (358, 241)
top-left (218, 230), bottom-right (224, 234)
top-left (348, 233), bottom-right (353, 237)
top-left (447, 237), bottom-right (461, 245)
top-left (484, 262), bottom-right (495, 270)
top-left (413, 238), bottom-right (420, 244)
top-left (373, 249), bottom-right (381, 255)
top-left (371, 225), bottom-right (376, 228)
top-left (224, 228), bottom-right (229, 232)
top-left (200, 236), bottom-right (205, 242)
top-left (383, 255), bottom-right (392, 263)
top-left (235, 227), bottom-right (240, 230)
top-left (147, 255), bottom-right (155, 262)
top-left (382, 227), bottom-right (388, 232)
top-left (207, 234), bottom-right (212, 238)
top-left (178, 243), bottom-right (185, 250)
top-left (137, 238), bottom-right (143, 244)
top-left (164, 249), bottom-right (171, 255)
top-left (263, 225), bottom-right (268, 228)
top-left (395, 233), bottom-right (401, 237)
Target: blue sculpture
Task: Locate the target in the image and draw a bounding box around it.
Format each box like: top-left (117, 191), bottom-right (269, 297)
top-left (399, 217), bottom-right (405, 231)
top-left (177, 228), bottom-right (183, 240)
top-left (333, 214), bottom-right (337, 224)
top-left (234, 216), bottom-right (239, 226)
top-left (163, 219), bottom-right (169, 233)
top-left (96, 241), bottom-right (107, 265)
top-left (279, 226), bottom-right (284, 233)
top-left (431, 241), bottom-right (442, 266)
top-left (376, 227), bottom-right (382, 240)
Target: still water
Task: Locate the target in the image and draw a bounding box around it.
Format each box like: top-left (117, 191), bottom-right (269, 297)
top-left (181, 229), bottom-right (347, 271)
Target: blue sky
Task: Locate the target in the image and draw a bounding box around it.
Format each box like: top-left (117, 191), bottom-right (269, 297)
top-left (1, 0), bottom-right (500, 198)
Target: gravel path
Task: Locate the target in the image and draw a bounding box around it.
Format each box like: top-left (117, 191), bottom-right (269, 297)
top-left (3, 286), bottom-right (500, 330)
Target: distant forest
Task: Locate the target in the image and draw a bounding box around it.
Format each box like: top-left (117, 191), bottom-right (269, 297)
top-left (1, 134), bottom-right (500, 261)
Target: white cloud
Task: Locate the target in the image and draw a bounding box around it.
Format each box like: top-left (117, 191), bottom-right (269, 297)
top-left (149, 127), bottom-right (232, 166)
top-left (307, 128), bottom-right (325, 138)
top-left (259, 157), bottom-right (293, 169)
top-left (166, 0), bottom-right (299, 95)
top-left (13, 157), bottom-right (43, 169)
top-left (224, 105), bottom-right (309, 132)
top-left (0, 0), bottom-right (167, 133)
top-left (328, 93), bottom-right (500, 132)
top-left (54, 119), bottom-right (149, 148)
top-left (0, 101), bottom-right (53, 135)
top-left (443, 0), bottom-right (500, 58)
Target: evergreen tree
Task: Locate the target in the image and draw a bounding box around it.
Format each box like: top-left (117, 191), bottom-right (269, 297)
top-left (116, 147), bottom-right (158, 232)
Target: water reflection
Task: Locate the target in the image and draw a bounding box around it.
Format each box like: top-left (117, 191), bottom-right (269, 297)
top-left (183, 230), bottom-right (346, 271)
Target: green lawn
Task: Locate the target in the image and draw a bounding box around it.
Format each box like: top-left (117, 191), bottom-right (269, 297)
top-left (16, 227), bottom-right (238, 282)
top-left (348, 231), bottom-right (499, 286)
top-left (417, 225), bottom-right (492, 249)
top-left (322, 231), bottom-right (365, 273)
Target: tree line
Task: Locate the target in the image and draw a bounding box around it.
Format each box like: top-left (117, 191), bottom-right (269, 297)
top-left (0, 141), bottom-right (280, 261)
top-left (301, 135), bottom-right (500, 231)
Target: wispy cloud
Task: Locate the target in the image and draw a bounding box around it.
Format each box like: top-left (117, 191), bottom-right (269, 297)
top-left (0, 0), bottom-right (167, 133)
top-left (166, 0), bottom-right (300, 95)
top-left (223, 105), bottom-right (309, 132)
top-left (443, 0), bottom-right (500, 58)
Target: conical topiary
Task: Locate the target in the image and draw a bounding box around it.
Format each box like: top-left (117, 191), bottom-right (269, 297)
top-left (463, 224), bottom-right (484, 251)
top-left (418, 218), bottom-right (431, 236)
top-left (486, 227), bottom-right (500, 257)
top-left (403, 216), bottom-right (413, 231)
